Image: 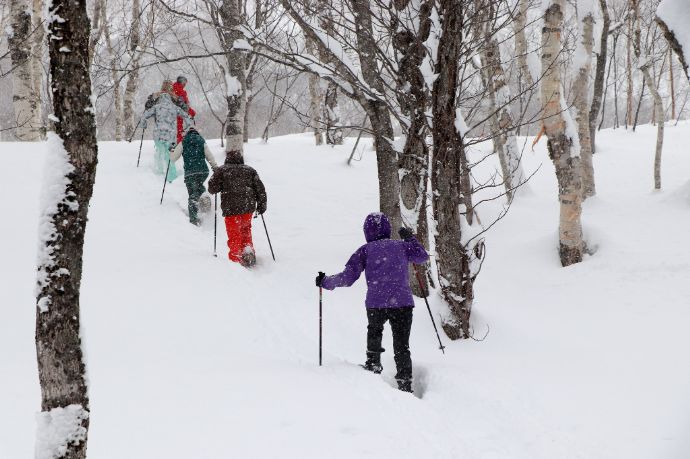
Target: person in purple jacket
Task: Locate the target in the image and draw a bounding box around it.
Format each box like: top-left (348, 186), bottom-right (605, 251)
top-left (315, 212), bottom-right (429, 393)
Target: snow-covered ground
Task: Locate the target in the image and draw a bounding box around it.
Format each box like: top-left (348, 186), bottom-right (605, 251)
top-left (3, 124), bottom-right (690, 458)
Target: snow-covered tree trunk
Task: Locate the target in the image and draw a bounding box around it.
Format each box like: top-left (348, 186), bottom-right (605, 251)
top-left (541, 0), bottom-right (585, 266)
top-left (35, 0), bottom-right (97, 456)
top-left (8, 0), bottom-right (42, 140)
top-left (351, 0), bottom-right (402, 233)
top-left (123, 0), bottom-right (141, 140)
top-left (393, 0), bottom-right (433, 296)
top-left (219, 0), bottom-right (247, 153)
top-left (656, 14), bottom-right (689, 81)
top-left (573, 3), bottom-right (595, 198)
top-left (31, 0), bottom-right (45, 139)
top-left (513, 0), bottom-right (535, 91)
top-left (633, 0), bottom-right (664, 190)
top-left (431, 0), bottom-right (477, 340)
top-left (318, 0), bottom-right (343, 145)
top-left (480, 6), bottom-right (526, 200)
top-left (306, 36), bottom-right (324, 145)
top-left (589, 0), bottom-right (608, 152)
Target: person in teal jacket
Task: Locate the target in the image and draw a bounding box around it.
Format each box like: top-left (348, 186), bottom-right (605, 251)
top-left (171, 127), bottom-right (218, 225)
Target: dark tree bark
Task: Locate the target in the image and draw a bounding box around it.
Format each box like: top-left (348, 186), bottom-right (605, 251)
top-left (430, 0), bottom-right (476, 340)
top-left (351, 0), bottom-right (402, 233)
top-left (35, 0), bottom-right (97, 457)
top-left (392, 0), bottom-right (433, 296)
top-left (589, 0), bottom-right (609, 153)
top-left (656, 16), bottom-right (689, 81)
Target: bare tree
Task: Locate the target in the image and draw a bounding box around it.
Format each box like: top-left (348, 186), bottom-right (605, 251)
top-left (573, 0), bottom-right (596, 198)
top-left (430, 0), bottom-right (479, 339)
top-left (632, 0), bottom-right (664, 190)
top-left (8, 0), bottom-right (42, 140)
top-left (541, 0), bottom-right (585, 266)
top-left (35, 0), bottom-right (97, 457)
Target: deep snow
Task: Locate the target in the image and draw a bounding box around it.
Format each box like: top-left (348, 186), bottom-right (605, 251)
top-left (2, 124), bottom-right (690, 458)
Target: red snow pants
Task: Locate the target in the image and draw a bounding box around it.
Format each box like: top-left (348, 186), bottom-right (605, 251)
top-left (224, 213), bottom-right (254, 263)
top-left (176, 116), bottom-right (184, 144)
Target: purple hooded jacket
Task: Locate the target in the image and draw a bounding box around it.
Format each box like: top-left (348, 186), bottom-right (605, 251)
top-left (321, 213), bottom-right (429, 309)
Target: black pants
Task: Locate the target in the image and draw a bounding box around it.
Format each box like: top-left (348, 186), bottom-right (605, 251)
top-left (184, 173), bottom-right (208, 223)
top-left (366, 307), bottom-right (413, 381)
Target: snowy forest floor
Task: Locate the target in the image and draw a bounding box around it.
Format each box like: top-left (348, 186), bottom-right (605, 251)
top-left (3, 124), bottom-right (690, 458)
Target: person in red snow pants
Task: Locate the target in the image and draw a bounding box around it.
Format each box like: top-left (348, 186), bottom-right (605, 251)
top-left (208, 150), bottom-right (267, 268)
top-left (224, 213), bottom-right (254, 263)
top-left (172, 76), bottom-right (196, 144)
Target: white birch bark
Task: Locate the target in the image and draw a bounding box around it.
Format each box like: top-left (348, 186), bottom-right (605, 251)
top-left (541, 0), bottom-right (585, 266)
top-left (306, 36), bottom-right (324, 145)
top-left (123, 0), bottom-right (141, 140)
top-left (633, 0), bottom-right (664, 189)
top-left (101, 2), bottom-right (123, 141)
top-left (219, 0), bottom-right (247, 153)
top-left (8, 0), bottom-right (41, 140)
top-left (30, 0), bottom-right (45, 139)
top-left (514, 0), bottom-right (535, 90)
top-left (481, 13), bottom-right (527, 200)
top-left (573, 3), bottom-right (595, 198)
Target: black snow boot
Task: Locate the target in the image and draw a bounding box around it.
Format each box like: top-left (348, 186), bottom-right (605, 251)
top-left (397, 378), bottom-right (413, 393)
top-left (240, 250), bottom-right (256, 268)
top-left (362, 351), bottom-right (383, 374)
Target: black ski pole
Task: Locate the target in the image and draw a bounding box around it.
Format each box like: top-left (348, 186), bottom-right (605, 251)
top-left (213, 194), bottom-right (218, 257)
top-left (413, 265), bottom-right (446, 354)
top-left (160, 160), bottom-right (171, 205)
top-left (136, 127), bottom-right (145, 168)
top-left (319, 284), bottom-right (323, 366)
top-left (260, 214), bottom-right (276, 261)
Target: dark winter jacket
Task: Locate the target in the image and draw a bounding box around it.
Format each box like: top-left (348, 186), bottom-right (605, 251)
top-left (208, 152), bottom-right (267, 216)
top-left (321, 213), bottom-right (429, 309)
top-left (171, 129), bottom-right (218, 176)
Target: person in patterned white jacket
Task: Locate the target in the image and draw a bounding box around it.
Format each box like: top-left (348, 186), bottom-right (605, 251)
top-left (142, 80), bottom-right (190, 182)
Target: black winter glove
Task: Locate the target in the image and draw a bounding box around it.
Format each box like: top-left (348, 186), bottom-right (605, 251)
top-left (315, 272), bottom-right (326, 288)
top-left (256, 203), bottom-right (267, 215)
top-left (399, 227), bottom-right (414, 240)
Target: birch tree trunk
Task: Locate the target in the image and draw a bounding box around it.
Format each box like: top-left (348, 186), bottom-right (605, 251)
top-left (626, 16), bottom-right (634, 126)
top-left (306, 36), bottom-right (324, 145)
top-left (481, 5), bottom-right (527, 200)
top-left (513, 0), bottom-right (535, 91)
top-left (35, 0), bottom-right (97, 456)
top-left (8, 0), bottom-right (42, 140)
top-left (31, 0), bottom-right (45, 139)
top-left (431, 0), bottom-right (477, 340)
top-left (633, 0), bottom-right (664, 190)
top-left (218, 0), bottom-right (247, 153)
top-left (351, 0), bottom-right (402, 233)
top-left (101, 3), bottom-right (123, 142)
top-left (541, 0), bottom-right (585, 266)
top-left (589, 0), bottom-right (608, 153)
top-left (318, 0), bottom-right (343, 145)
top-left (123, 0), bottom-right (141, 140)
top-left (574, 6), bottom-right (595, 198)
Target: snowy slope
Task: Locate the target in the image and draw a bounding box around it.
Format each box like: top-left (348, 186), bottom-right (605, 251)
top-left (3, 125), bottom-right (690, 458)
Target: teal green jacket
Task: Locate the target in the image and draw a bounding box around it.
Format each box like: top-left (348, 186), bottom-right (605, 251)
top-left (171, 130), bottom-right (218, 176)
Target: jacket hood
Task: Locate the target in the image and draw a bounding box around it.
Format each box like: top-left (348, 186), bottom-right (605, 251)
top-left (224, 150), bottom-right (244, 165)
top-left (363, 212), bottom-right (391, 242)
